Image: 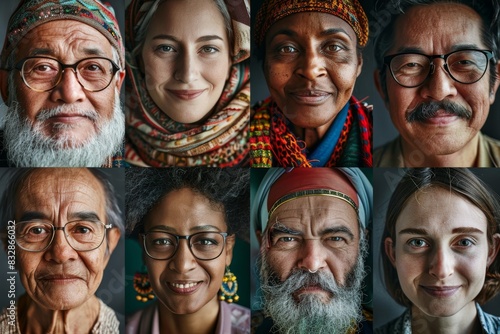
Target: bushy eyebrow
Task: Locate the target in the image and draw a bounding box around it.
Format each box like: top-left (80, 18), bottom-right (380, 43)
top-left (271, 222), bottom-right (355, 240)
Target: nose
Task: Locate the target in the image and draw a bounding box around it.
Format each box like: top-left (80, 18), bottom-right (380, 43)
top-left (295, 49), bottom-right (327, 81)
top-left (43, 229), bottom-right (79, 263)
top-left (174, 51), bottom-right (199, 84)
top-left (50, 69), bottom-right (87, 104)
top-left (419, 60), bottom-right (458, 101)
top-left (428, 246), bottom-right (454, 279)
top-left (297, 239), bottom-right (327, 273)
top-left (168, 240), bottom-right (197, 273)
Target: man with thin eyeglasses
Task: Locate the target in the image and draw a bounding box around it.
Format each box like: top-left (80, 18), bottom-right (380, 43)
top-left (0, 168), bottom-right (124, 333)
top-left (0, 0), bottom-right (125, 167)
top-left (373, 0), bottom-right (500, 167)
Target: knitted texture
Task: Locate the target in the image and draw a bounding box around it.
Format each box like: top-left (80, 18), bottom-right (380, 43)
top-left (254, 0), bottom-right (369, 48)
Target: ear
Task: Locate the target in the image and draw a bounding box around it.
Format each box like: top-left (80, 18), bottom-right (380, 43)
top-left (487, 233), bottom-right (500, 267)
top-left (225, 234), bottom-right (236, 266)
top-left (374, 69), bottom-right (388, 104)
top-left (356, 54), bottom-right (363, 78)
top-left (490, 60), bottom-right (500, 104)
top-left (0, 69), bottom-right (9, 105)
top-left (255, 229), bottom-right (263, 247)
top-left (114, 70), bottom-right (125, 91)
top-left (103, 227), bottom-right (121, 265)
top-left (384, 237), bottom-right (397, 267)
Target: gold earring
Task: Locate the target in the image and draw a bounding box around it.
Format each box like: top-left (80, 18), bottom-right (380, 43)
top-left (219, 266), bottom-right (239, 303)
top-left (133, 267), bottom-right (155, 302)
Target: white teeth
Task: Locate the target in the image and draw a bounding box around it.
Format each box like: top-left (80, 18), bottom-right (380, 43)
top-left (170, 282), bottom-right (199, 289)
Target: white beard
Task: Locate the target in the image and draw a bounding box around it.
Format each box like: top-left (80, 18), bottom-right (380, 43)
top-left (3, 91), bottom-right (124, 167)
top-left (259, 240), bottom-right (367, 334)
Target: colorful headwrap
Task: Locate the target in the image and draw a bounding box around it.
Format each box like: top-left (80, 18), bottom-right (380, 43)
top-left (252, 168), bottom-right (373, 232)
top-left (254, 0), bottom-right (369, 48)
top-left (0, 0), bottom-right (124, 68)
top-left (124, 0), bottom-right (251, 167)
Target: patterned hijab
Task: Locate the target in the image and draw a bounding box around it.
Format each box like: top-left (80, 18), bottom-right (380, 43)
top-left (125, 0), bottom-right (250, 166)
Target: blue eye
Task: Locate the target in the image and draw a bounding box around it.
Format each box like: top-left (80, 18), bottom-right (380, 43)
top-left (456, 238), bottom-right (474, 247)
top-left (156, 45), bottom-right (175, 53)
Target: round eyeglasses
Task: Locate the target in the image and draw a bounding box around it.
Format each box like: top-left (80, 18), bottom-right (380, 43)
top-left (15, 220), bottom-right (113, 252)
top-left (12, 56), bottom-right (121, 92)
top-left (141, 231), bottom-right (228, 261)
top-left (384, 49), bottom-right (494, 88)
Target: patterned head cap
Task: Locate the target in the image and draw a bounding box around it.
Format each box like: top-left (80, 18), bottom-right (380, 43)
top-left (1, 0), bottom-right (124, 68)
top-left (254, 0), bottom-right (369, 48)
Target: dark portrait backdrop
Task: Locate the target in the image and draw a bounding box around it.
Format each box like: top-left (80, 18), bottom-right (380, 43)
top-left (0, 0), bottom-right (125, 121)
top-left (250, 0), bottom-right (500, 148)
top-left (373, 168), bottom-right (500, 328)
top-left (0, 168), bottom-right (126, 331)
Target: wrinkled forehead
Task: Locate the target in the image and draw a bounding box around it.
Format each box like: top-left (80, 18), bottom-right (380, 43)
top-left (268, 195), bottom-right (360, 235)
top-left (15, 169), bottom-right (106, 215)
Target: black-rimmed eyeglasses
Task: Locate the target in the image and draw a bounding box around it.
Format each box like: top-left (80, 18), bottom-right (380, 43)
top-left (384, 49), bottom-right (494, 88)
top-left (11, 56), bottom-right (121, 92)
top-left (140, 231), bottom-right (228, 261)
top-left (15, 220), bottom-right (113, 252)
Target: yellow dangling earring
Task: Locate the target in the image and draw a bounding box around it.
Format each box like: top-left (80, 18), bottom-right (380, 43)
top-left (133, 266), bottom-right (155, 302)
top-left (219, 266), bottom-right (239, 303)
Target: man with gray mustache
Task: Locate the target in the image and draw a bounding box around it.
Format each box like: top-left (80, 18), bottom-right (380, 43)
top-left (0, 0), bottom-right (125, 167)
top-left (373, 0), bottom-right (500, 167)
top-left (251, 168), bottom-right (373, 334)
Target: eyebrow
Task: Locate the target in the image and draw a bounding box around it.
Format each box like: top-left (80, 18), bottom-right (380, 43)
top-left (269, 27), bottom-right (352, 42)
top-left (69, 211), bottom-right (101, 222)
top-left (393, 43), bottom-right (483, 55)
top-left (399, 227), bottom-right (484, 235)
top-left (152, 34), bottom-right (224, 43)
top-left (147, 224), bottom-right (222, 233)
top-left (322, 226), bottom-right (355, 240)
top-left (271, 222), bottom-right (301, 235)
top-left (28, 47), bottom-right (107, 58)
top-left (18, 211), bottom-right (47, 221)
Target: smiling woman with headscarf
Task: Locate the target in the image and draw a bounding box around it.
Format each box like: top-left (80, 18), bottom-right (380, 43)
top-left (250, 0), bottom-right (372, 168)
top-left (125, 0), bottom-right (250, 167)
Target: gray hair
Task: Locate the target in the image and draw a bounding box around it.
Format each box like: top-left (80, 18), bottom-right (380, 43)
top-left (374, 0), bottom-right (500, 97)
top-left (125, 168), bottom-right (249, 239)
top-left (0, 168), bottom-right (124, 248)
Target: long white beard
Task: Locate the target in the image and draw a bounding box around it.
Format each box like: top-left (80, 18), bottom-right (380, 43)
top-left (3, 92), bottom-right (124, 167)
top-left (259, 240), bottom-right (367, 334)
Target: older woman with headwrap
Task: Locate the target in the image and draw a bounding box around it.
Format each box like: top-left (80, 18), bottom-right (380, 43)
top-left (250, 0), bottom-right (372, 168)
top-left (125, 0), bottom-right (250, 167)
top-left (251, 167), bottom-right (373, 333)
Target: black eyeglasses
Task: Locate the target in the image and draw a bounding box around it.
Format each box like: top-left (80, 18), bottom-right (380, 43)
top-left (384, 49), bottom-right (494, 88)
top-left (12, 56), bottom-right (121, 92)
top-left (15, 220), bottom-right (113, 252)
top-left (140, 231), bottom-right (228, 261)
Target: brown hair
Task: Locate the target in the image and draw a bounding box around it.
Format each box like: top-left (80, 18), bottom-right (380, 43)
top-left (381, 168), bottom-right (500, 307)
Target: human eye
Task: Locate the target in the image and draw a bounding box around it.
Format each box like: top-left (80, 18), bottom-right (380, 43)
top-left (454, 237), bottom-right (476, 248)
top-left (324, 43), bottom-right (345, 53)
top-left (278, 45), bottom-right (298, 54)
top-left (200, 46), bottom-right (220, 54)
top-left (407, 238), bottom-right (428, 248)
top-left (17, 222), bottom-right (51, 242)
top-left (270, 232), bottom-right (301, 250)
top-left (152, 238), bottom-right (173, 246)
top-left (26, 59), bottom-right (58, 76)
top-left (155, 45), bottom-right (176, 53)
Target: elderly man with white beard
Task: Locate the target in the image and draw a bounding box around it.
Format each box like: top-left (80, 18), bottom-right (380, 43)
top-left (0, 0), bottom-right (125, 167)
top-left (251, 168), bottom-right (373, 334)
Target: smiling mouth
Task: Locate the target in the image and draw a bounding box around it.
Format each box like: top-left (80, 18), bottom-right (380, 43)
top-left (168, 282), bottom-right (202, 294)
top-left (420, 285), bottom-right (461, 298)
top-left (168, 90), bottom-right (206, 100)
top-left (289, 90), bottom-right (331, 105)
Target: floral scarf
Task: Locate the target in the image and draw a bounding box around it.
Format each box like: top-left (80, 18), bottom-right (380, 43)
top-left (125, 0), bottom-right (250, 166)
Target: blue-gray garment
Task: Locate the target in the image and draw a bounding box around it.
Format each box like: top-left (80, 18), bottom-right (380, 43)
top-left (375, 303), bottom-right (500, 334)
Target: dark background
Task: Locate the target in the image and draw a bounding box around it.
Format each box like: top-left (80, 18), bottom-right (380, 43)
top-left (373, 168), bottom-right (500, 328)
top-left (0, 168), bottom-right (126, 332)
top-left (250, 0), bottom-right (500, 148)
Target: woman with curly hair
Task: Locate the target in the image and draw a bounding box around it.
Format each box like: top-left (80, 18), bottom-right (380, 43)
top-left (126, 168), bottom-right (250, 334)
